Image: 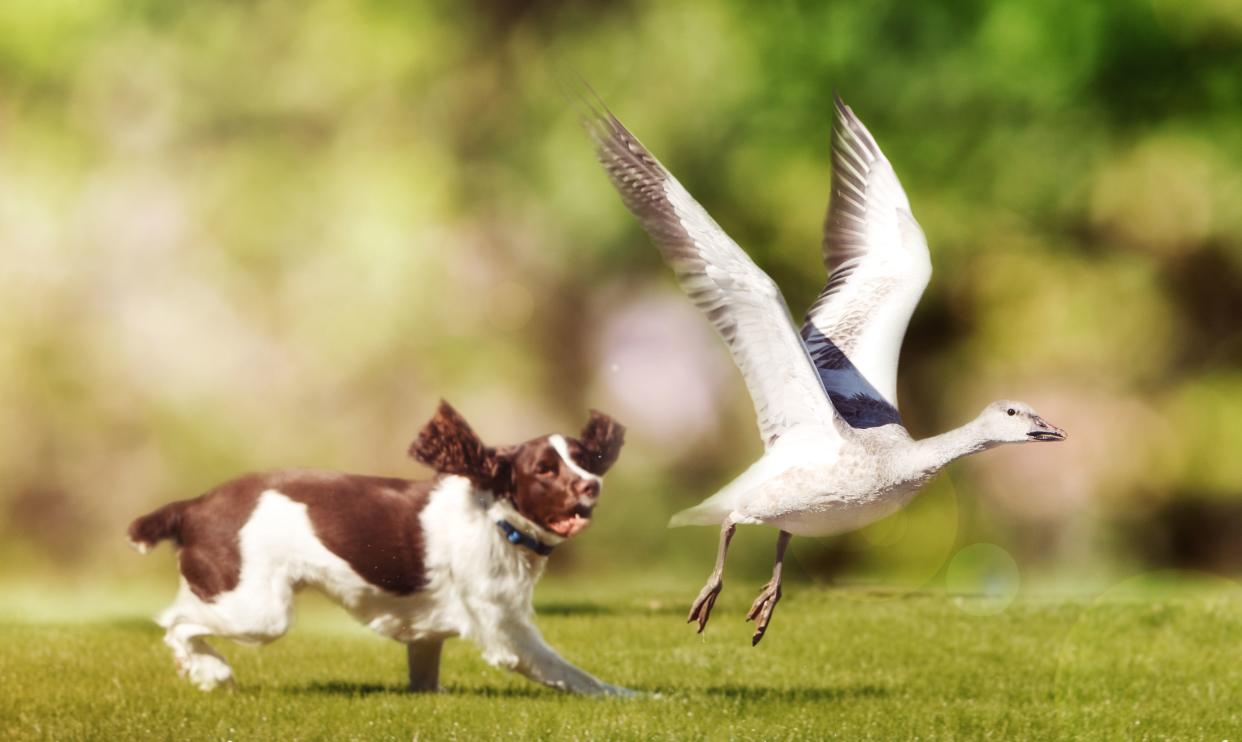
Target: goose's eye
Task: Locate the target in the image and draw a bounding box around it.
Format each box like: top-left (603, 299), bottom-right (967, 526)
top-left (1006, 408), bottom-right (1016, 416)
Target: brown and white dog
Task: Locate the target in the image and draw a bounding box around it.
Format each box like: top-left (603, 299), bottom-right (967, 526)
top-left (128, 401), bottom-right (628, 695)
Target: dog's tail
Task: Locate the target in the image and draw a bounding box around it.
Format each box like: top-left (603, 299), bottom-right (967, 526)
top-left (127, 501), bottom-right (187, 554)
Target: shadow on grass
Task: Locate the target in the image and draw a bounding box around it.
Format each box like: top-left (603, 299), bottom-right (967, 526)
top-left (705, 684), bottom-right (892, 702)
top-left (285, 681), bottom-right (411, 697)
top-left (284, 681), bottom-right (558, 699)
top-left (534, 601), bottom-right (686, 617)
top-left (534, 601), bottom-right (614, 616)
top-left (447, 685), bottom-right (567, 698)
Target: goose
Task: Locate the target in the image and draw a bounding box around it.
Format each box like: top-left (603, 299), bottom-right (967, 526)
top-left (582, 93), bottom-right (1067, 645)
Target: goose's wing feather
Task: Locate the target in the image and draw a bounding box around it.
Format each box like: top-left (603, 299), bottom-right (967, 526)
top-left (800, 96), bottom-right (931, 427)
top-left (583, 103), bottom-right (839, 450)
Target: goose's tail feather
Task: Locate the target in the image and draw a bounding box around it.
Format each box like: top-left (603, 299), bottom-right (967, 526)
top-left (667, 488), bottom-right (741, 528)
top-left (668, 504), bottom-right (725, 528)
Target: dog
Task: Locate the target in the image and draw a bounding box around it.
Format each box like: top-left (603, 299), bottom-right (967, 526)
top-left (128, 401), bottom-right (628, 695)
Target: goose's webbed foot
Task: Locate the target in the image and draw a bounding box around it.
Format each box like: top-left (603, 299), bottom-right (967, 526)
top-left (687, 575), bottom-right (723, 633)
top-left (746, 578), bottom-right (782, 645)
top-left (747, 530), bottom-right (791, 646)
top-left (687, 520), bottom-right (737, 634)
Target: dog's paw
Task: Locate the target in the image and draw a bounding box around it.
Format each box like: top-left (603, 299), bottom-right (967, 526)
top-left (186, 655), bottom-right (234, 691)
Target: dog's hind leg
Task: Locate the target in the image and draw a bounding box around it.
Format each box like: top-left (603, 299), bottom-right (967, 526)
top-left (156, 584), bottom-right (235, 691)
top-left (157, 571), bottom-right (294, 691)
top-left (175, 628), bottom-right (234, 691)
top-left (406, 639), bottom-right (444, 692)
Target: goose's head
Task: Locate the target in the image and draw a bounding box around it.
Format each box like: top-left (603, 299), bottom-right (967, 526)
top-left (979, 401), bottom-right (1067, 444)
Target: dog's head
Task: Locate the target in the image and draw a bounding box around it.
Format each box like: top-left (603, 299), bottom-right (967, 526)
top-left (409, 401), bottom-right (625, 539)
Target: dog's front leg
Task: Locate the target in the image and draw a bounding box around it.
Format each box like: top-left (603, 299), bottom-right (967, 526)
top-left (484, 620), bottom-right (633, 696)
top-left (406, 639), bottom-right (444, 692)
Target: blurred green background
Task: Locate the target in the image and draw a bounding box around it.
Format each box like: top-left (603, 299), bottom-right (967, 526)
top-left (2, 0), bottom-right (1240, 598)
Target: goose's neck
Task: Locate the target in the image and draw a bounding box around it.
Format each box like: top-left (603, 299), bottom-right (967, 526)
top-left (904, 418), bottom-right (998, 480)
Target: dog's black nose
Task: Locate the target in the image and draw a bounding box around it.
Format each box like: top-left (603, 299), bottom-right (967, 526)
top-left (574, 479), bottom-right (600, 499)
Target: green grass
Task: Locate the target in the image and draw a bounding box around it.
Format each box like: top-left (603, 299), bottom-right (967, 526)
top-left (2, 578), bottom-right (1241, 740)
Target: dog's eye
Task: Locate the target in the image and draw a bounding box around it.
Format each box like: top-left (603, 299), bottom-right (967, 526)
top-left (1007, 408), bottom-right (1016, 416)
top-left (536, 460), bottom-right (558, 476)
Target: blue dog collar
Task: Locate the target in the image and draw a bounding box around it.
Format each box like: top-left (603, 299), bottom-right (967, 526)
top-left (497, 519), bottom-right (556, 556)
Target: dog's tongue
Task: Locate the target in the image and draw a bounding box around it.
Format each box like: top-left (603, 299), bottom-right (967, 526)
top-left (548, 514), bottom-right (590, 538)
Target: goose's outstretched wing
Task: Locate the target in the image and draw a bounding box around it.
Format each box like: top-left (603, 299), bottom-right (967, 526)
top-left (800, 96), bottom-right (931, 428)
top-left (582, 102), bottom-right (838, 449)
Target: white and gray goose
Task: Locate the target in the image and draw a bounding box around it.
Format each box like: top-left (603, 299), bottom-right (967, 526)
top-left (583, 94), bottom-right (1066, 644)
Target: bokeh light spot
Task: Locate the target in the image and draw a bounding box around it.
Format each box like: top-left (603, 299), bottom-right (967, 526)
top-left (945, 543), bottom-right (1020, 615)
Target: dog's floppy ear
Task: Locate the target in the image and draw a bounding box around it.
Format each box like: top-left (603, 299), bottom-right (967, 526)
top-left (410, 401), bottom-right (509, 491)
top-left (575, 410), bottom-right (626, 476)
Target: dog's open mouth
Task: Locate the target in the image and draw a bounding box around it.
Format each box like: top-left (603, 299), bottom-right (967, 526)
top-left (547, 503), bottom-right (594, 538)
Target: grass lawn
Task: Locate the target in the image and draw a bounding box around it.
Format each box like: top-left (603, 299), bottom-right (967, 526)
top-left (2, 577), bottom-right (1240, 740)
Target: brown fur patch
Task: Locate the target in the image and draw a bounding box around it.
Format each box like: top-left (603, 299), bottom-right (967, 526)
top-left (168, 475), bottom-right (265, 602)
top-left (137, 471), bottom-right (433, 601)
top-left (279, 471), bottom-right (433, 595)
top-left (128, 500), bottom-right (186, 548)
top-left (574, 411), bottom-right (626, 475)
top-left (408, 401), bottom-right (508, 492)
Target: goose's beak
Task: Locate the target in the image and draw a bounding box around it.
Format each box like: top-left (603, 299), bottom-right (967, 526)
top-left (1027, 416), bottom-right (1067, 442)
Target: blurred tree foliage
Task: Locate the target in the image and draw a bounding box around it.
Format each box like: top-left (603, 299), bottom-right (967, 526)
top-left (1, 0), bottom-right (1240, 585)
